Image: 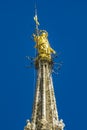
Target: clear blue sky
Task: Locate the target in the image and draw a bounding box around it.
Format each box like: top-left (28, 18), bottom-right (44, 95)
top-left (0, 0), bottom-right (87, 130)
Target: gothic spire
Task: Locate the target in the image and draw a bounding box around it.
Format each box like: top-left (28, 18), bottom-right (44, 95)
top-left (24, 1), bottom-right (65, 130)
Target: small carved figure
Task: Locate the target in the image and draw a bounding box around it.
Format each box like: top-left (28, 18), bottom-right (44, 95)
top-left (24, 120), bottom-right (31, 130)
top-left (58, 119), bottom-right (65, 130)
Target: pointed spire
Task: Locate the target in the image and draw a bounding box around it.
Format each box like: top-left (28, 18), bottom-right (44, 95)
top-left (24, 1), bottom-right (65, 130)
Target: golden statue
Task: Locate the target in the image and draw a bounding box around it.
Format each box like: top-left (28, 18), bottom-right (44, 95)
top-left (33, 30), bottom-right (56, 61)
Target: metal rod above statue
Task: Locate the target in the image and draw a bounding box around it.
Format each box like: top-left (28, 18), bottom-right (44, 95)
top-left (34, 1), bottom-right (40, 36)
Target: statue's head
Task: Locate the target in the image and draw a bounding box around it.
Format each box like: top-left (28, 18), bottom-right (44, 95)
top-left (41, 32), bottom-right (48, 38)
